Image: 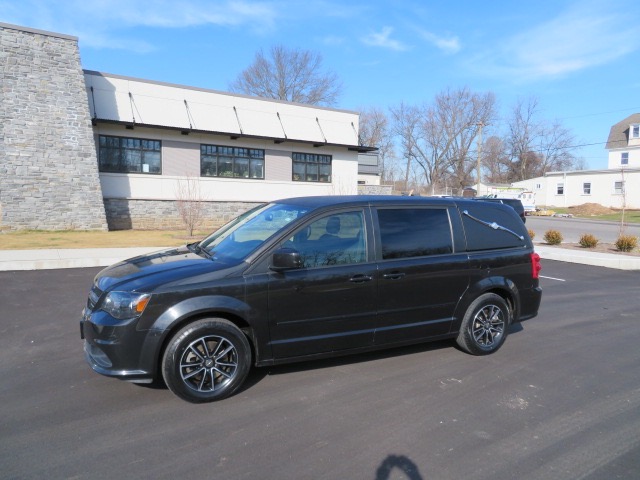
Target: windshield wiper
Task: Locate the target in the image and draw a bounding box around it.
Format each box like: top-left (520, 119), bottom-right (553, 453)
top-left (187, 242), bottom-right (212, 259)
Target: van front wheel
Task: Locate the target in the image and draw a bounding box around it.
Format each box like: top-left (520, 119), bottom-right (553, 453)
top-left (162, 318), bottom-right (251, 403)
top-left (456, 293), bottom-right (509, 355)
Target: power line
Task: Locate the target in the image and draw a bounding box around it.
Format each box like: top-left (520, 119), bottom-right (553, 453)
top-left (558, 107), bottom-right (640, 121)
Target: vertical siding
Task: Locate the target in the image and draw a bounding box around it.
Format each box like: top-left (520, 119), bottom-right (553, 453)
top-left (163, 140), bottom-right (200, 177)
top-left (266, 149), bottom-right (292, 181)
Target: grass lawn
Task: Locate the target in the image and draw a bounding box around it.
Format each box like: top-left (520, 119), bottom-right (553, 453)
top-left (0, 229), bottom-right (212, 250)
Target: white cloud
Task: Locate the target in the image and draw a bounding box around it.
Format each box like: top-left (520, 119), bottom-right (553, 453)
top-left (416, 29), bottom-right (461, 55)
top-left (361, 26), bottom-right (408, 51)
top-left (0, 0), bottom-right (279, 50)
top-left (470, 1), bottom-right (639, 82)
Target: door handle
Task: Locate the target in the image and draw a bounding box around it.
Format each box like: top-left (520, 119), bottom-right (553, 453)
top-left (349, 274), bottom-right (373, 283)
top-left (383, 272), bottom-right (406, 280)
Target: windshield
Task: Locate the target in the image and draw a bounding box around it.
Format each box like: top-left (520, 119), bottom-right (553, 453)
top-left (198, 203), bottom-right (309, 262)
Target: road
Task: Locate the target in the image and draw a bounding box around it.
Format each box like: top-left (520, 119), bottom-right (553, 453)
top-left (527, 216), bottom-right (640, 243)
top-left (1, 264), bottom-right (640, 480)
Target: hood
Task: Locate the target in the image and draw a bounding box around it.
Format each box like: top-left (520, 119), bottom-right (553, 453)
top-left (94, 246), bottom-right (240, 292)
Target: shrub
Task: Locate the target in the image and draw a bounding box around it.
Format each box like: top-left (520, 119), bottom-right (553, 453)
top-left (578, 233), bottom-right (599, 248)
top-left (615, 235), bottom-right (638, 252)
top-left (543, 229), bottom-right (563, 245)
top-left (528, 229), bottom-right (535, 240)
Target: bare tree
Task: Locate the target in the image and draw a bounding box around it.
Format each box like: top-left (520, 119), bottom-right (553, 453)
top-left (390, 102), bottom-right (428, 191)
top-left (504, 97), bottom-right (578, 181)
top-left (391, 87), bottom-right (496, 195)
top-left (175, 175), bottom-right (205, 237)
top-left (358, 107), bottom-right (394, 178)
top-left (435, 88), bottom-right (496, 192)
top-left (229, 45), bottom-right (342, 106)
top-left (482, 136), bottom-right (512, 184)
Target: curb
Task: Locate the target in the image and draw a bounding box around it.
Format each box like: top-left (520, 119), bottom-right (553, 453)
top-left (535, 245), bottom-right (640, 271)
top-left (0, 247), bottom-right (166, 271)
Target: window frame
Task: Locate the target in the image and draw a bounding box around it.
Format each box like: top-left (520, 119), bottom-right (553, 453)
top-left (98, 135), bottom-right (162, 174)
top-left (632, 124), bottom-right (640, 139)
top-left (621, 152), bottom-right (629, 165)
top-left (583, 182), bottom-right (591, 195)
top-left (556, 183), bottom-right (564, 195)
top-left (292, 153), bottom-right (332, 183)
top-left (200, 145), bottom-right (265, 179)
top-left (614, 181), bottom-right (624, 195)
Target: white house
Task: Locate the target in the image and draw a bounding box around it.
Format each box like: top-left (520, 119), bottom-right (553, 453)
top-left (511, 114), bottom-right (640, 210)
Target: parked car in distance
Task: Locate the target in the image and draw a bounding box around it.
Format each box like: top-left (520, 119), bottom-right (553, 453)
top-left (80, 195), bottom-right (542, 403)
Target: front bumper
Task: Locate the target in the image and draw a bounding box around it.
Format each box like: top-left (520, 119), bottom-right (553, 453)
top-left (80, 308), bottom-right (158, 382)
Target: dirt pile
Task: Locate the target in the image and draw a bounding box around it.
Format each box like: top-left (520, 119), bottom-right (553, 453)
top-left (567, 203), bottom-right (616, 216)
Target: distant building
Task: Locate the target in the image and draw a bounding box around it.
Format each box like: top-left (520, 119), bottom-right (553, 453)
top-left (0, 22), bottom-right (375, 231)
top-left (511, 114), bottom-right (640, 209)
top-left (606, 113), bottom-right (640, 169)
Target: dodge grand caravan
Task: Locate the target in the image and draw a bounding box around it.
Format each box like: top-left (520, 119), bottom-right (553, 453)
top-left (81, 195), bottom-right (542, 403)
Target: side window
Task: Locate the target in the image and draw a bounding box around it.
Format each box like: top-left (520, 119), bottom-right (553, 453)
top-left (377, 208), bottom-right (453, 260)
top-left (285, 211), bottom-right (366, 268)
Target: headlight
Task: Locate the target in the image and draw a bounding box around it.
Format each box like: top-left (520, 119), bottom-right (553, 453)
top-left (101, 292), bottom-right (151, 320)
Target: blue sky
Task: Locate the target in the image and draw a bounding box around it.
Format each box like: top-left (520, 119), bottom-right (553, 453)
top-left (2, 0), bottom-right (639, 169)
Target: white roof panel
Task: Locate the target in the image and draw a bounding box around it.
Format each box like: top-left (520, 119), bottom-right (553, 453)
top-left (84, 71), bottom-right (362, 147)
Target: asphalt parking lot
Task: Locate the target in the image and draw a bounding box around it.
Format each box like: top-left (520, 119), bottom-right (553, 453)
top-left (1, 261), bottom-right (639, 480)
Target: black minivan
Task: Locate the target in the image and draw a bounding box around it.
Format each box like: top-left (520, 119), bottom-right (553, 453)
top-left (81, 195), bottom-right (542, 403)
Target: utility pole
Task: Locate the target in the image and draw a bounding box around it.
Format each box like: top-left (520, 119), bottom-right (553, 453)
top-left (404, 154), bottom-right (411, 193)
top-left (619, 165), bottom-right (627, 236)
top-left (476, 122), bottom-right (484, 197)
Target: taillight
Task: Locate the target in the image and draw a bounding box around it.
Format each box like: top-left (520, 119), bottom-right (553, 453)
top-left (530, 252), bottom-right (541, 279)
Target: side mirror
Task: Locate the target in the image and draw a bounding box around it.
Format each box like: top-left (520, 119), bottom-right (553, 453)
top-left (270, 247), bottom-right (303, 272)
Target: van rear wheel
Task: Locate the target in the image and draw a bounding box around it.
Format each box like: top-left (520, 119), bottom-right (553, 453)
top-left (162, 318), bottom-right (251, 403)
top-left (457, 293), bottom-right (509, 355)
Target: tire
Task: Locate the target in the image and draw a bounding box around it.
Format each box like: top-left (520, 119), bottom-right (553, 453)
top-left (456, 293), bottom-right (510, 355)
top-left (162, 318), bottom-right (251, 403)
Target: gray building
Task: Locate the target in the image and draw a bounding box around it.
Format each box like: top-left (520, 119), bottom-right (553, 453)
top-left (1, 23), bottom-right (107, 230)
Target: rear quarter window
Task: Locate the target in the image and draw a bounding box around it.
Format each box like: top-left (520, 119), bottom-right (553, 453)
top-left (461, 203), bottom-right (528, 251)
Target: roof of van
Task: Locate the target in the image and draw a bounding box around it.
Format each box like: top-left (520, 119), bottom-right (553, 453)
top-left (274, 195), bottom-right (478, 208)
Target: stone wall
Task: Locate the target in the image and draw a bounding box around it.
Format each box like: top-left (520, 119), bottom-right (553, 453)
top-left (0, 23), bottom-right (107, 231)
top-left (104, 199), bottom-right (260, 231)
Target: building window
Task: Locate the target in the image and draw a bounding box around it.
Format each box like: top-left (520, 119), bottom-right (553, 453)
top-left (614, 181), bottom-right (624, 195)
top-left (292, 153), bottom-right (332, 182)
top-left (632, 125), bottom-right (640, 139)
top-left (621, 152), bottom-right (629, 165)
top-left (535, 183), bottom-right (541, 190)
top-left (98, 135), bottom-right (161, 174)
top-left (200, 145), bottom-right (264, 179)
top-left (583, 182), bottom-right (591, 195)
top-left (557, 183), bottom-right (564, 195)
